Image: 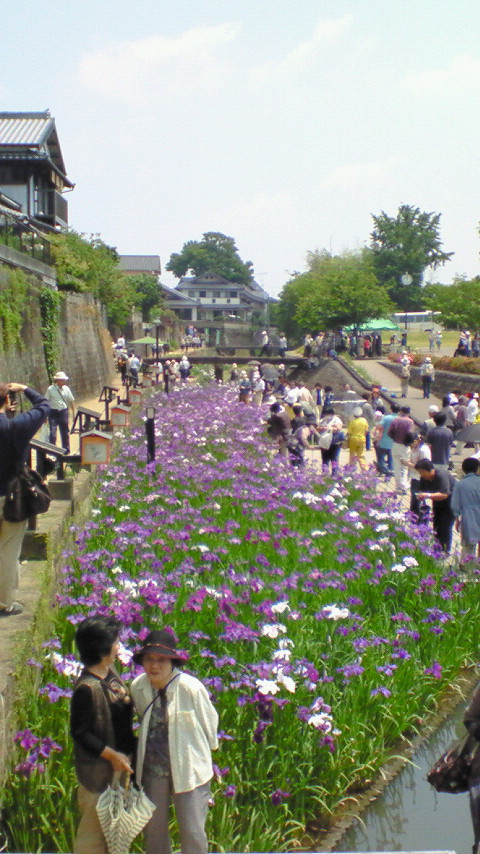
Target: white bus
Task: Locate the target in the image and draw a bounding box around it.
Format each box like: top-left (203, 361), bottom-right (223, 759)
top-left (392, 311), bottom-right (441, 329)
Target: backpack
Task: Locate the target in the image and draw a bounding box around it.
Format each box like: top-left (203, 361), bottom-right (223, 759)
top-left (424, 362), bottom-right (434, 377)
top-left (401, 363), bottom-right (410, 378)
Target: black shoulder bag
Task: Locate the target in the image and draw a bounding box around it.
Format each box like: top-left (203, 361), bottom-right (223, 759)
top-left (3, 465), bottom-right (51, 523)
top-left (427, 733), bottom-right (478, 794)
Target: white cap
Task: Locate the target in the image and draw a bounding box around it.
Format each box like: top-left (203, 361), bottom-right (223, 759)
top-left (53, 371), bottom-right (69, 381)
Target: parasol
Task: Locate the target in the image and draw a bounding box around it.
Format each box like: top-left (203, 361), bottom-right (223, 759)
top-left (454, 424), bottom-right (480, 444)
top-left (96, 775), bottom-right (155, 854)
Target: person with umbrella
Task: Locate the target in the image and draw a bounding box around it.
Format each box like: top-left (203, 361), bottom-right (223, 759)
top-left (70, 616), bottom-right (135, 854)
top-left (131, 629), bottom-right (219, 854)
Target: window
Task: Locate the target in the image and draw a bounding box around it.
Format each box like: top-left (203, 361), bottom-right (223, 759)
top-left (199, 290), bottom-right (206, 298)
top-left (188, 290), bottom-right (196, 297)
top-left (230, 290), bottom-right (238, 298)
top-left (212, 298), bottom-right (216, 303)
top-left (226, 298), bottom-right (231, 303)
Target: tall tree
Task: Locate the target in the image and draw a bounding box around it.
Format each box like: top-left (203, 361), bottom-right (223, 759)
top-left (370, 205), bottom-right (454, 310)
top-left (50, 231), bottom-right (136, 324)
top-left (275, 249), bottom-right (394, 337)
top-left (424, 277), bottom-right (480, 330)
top-left (128, 274), bottom-right (164, 321)
top-left (166, 232), bottom-right (254, 285)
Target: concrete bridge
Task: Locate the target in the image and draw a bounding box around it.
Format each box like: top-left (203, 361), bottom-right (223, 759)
top-left (145, 351), bottom-right (311, 369)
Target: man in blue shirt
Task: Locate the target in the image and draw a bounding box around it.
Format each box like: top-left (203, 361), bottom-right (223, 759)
top-left (451, 457), bottom-right (480, 563)
top-left (375, 403), bottom-right (399, 477)
top-left (0, 382), bottom-right (50, 616)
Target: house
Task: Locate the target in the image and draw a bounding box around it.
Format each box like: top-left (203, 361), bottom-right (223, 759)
top-left (174, 270), bottom-right (272, 324)
top-left (117, 254), bottom-right (202, 318)
top-left (0, 110), bottom-right (73, 230)
top-left (118, 255), bottom-right (162, 277)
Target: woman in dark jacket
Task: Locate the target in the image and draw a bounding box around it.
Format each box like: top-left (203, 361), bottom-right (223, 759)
top-left (70, 616), bottom-right (136, 854)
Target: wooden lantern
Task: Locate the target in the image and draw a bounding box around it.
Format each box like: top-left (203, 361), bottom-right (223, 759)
top-left (129, 388), bottom-right (143, 404)
top-left (80, 430), bottom-right (113, 465)
top-left (110, 403), bottom-right (131, 427)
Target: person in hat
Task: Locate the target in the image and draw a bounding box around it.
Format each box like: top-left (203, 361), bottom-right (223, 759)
top-left (347, 406), bottom-right (369, 470)
top-left (131, 629), bottom-right (218, 854)
top-left (420, 356), bottom-right (435, 398)
top-left (45, 371), bottom-right (76, 453)
top-left (259, 330), bottom-right (270, 357)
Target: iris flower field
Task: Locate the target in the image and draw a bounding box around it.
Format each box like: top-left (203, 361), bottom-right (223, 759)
top-left (3, 381), bottom-right (480, 852)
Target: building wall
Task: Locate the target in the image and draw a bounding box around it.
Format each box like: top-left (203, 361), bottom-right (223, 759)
top-left (0, 263), bottom-right (115, 397)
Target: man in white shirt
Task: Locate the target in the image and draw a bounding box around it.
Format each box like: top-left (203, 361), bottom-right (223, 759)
top-left (45, 371), bottom-right (75, 453)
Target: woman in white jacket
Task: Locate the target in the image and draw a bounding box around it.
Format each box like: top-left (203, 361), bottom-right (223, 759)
top-left (131, 629), bottom-right (218, 854)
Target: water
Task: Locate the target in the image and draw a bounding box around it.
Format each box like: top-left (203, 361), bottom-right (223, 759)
top-left (334, 702), bottom-right (473, 854)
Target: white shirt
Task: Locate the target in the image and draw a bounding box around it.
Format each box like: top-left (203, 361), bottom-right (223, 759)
top-left (45, 383), bottom-right (75, 411)
top-left (131, 670), bottom-right (218, 793)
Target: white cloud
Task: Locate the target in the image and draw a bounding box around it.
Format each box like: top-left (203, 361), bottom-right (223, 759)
top-left (78, 23), bottom-right (241, 102)
top-left (321, 157), bottom-right (399, 191)
top-left (249, 15), bottom-right (353, 85)
top-left (404, 54), bottom-right (480, 98)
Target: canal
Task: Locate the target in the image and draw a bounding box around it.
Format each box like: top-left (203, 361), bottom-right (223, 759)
top-left (334, 700), bottom-right (474, 854)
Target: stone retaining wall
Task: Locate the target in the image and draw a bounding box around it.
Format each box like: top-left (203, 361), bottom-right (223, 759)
top-left (380, 360), bottom-right (480, 399)
top-left (0, 264), bottom-right (114, 397)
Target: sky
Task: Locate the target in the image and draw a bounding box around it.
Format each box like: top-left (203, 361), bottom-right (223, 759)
top-left (2, 0), bottom-right (480, 296)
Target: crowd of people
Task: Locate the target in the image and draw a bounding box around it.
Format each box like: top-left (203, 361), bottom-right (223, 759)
top-left (231, 363), bottom-right (480, 564)
top-left (453, 329), bottom-right (480, 358)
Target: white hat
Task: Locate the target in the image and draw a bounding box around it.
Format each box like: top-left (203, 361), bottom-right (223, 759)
top-left (428, 404), bottom-right (439, 413)
top-left (425, 356), bottom-right (431, 362)
top-left (53, 371), bottom-right (68, 381)
top-left (352, 406), bottom-right (362, 417)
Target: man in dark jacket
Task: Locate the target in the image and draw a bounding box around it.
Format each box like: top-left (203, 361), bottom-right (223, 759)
top-left (0, 382), bottom-right (50, 616)
top-left (415, 458), bottom-right (455, 553)
top-left (266, 402), bottom-right (291, 458)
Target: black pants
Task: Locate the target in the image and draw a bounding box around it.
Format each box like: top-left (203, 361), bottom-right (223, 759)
top-left (433, 503), bottom-right (454, 552)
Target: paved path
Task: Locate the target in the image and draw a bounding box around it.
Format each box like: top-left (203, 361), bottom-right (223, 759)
top-left (354, 358), bottom-right (443, 423)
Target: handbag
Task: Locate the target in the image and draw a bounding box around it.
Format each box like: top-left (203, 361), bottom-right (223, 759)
top-left (3, 465), bottom-right (51, 523)
top-left (427, 733), bottom-right (478, 794)
top-left (318, 430), bottom-right (333, 450)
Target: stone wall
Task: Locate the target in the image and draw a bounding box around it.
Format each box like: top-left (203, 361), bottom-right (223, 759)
top-left (0, 263), bottom-right (114, 398)
top-left (380, 360), bottom-right (480, 399)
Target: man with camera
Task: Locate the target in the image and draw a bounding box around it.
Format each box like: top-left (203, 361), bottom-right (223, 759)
top-left (0, 382), bottom-right (50, 616)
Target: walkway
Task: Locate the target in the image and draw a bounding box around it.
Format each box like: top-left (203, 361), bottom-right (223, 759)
top-left (353, 357), bottom-right (443, 423)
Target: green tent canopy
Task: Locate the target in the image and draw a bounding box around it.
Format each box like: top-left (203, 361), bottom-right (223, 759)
top-left (344, 318), bottom-right (399, 332)
top-left (128, 336), bottom-right (159, 346)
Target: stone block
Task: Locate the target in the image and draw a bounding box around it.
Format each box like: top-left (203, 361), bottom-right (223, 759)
top-left (48, 478), bottom-right (74, 501)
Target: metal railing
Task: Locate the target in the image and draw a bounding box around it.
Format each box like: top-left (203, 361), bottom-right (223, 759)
top-left (0, 212), bottom-right (51, 264)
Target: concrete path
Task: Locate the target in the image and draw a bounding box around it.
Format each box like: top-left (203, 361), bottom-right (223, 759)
top-left (354, 358), bottom-right (443, 423)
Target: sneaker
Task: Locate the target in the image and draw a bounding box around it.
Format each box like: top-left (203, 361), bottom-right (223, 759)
top-left (0, 602), bottom-right (24, 617)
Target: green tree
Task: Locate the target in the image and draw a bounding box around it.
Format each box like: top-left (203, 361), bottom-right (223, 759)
top-left (128, 274), bottom-right (164, 321)
top-left (424, 277), bottom-right (480, 330)
top-left (276, 249), bottom-right (394, 337)
top-left (50, 231), bottom-right (136, 324)
top-left (166, 231), bottom-right (254, 284)
top-left (370, 204), bottom-right (454, 310)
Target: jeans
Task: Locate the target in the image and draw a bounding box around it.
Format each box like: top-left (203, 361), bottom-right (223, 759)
top-left (375, 446), bottom-right (393, 476)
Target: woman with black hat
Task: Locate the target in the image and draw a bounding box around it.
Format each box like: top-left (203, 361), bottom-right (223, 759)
top-left (131, 629), bottom-right (218, 854)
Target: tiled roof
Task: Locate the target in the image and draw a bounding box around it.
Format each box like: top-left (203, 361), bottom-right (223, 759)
top-left (118, 255), bottom-right (162, 274)
top-left (0, 111), bottom-right (72, 186)
top-left (0, 112), bottom-right (54, 146)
